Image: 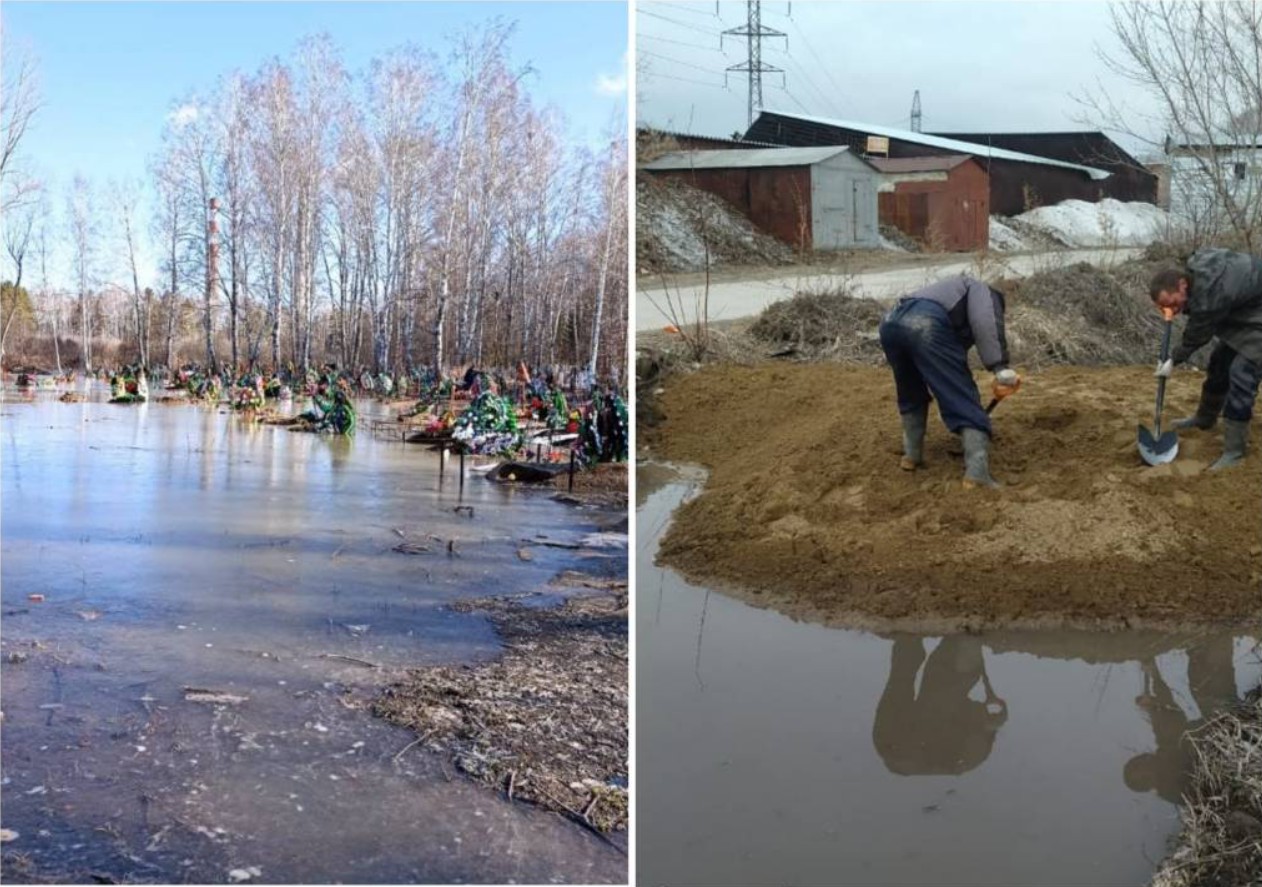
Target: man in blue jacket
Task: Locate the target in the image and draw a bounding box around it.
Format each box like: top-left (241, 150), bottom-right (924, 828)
top-left (1151, 248), bottom-right (1262, 470)
top-left (879, 275), bottom-right (1020, 488)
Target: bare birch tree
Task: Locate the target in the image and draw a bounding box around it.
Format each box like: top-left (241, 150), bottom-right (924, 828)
top-left (111, 179), bottom-right (153, 366)
top-left (1, 46), bottom-right (42, 213)
top-left (1082, 1), bottom-right (1262, 248)
top-left (66, 175), bottom-right (96, 370)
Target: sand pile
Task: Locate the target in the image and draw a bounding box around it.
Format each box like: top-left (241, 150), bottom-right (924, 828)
top-left (647, 362), bottom-right (1261, 630)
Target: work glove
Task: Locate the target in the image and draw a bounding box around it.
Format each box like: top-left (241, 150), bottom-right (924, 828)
top-left (992, 368), bottom-right (1021, 401)
top-left (1154, 358), bottom-right (1173, 379)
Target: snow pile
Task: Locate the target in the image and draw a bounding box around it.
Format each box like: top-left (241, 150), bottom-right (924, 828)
top-left (637, 178), bottom-right (795, 274)
top-left (993, 198), bottom-right (1174, 250)
top-left (989, 217), bottom-right (1026, 251)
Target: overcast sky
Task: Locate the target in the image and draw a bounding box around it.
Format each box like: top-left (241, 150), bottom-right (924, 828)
top-left (637, 1), bottom-right (1166, 157)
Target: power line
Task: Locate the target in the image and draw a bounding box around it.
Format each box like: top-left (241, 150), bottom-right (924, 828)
top-left (640, 32), bottom-right (727, 53)
top-left (643, 2), bottom-right (717, 17)
top-left (640, 49), bottom-right (726, 78)
top-left (761, 43), bottom-right (840, 118)
top-left (767, 83), bottom-right (812, 117)
top-left (642, 70), bottom-right (729, 90)
top-left (785, 15), bottom-right (850, 117)
top-left (637, 9), bottom-right (718, 36)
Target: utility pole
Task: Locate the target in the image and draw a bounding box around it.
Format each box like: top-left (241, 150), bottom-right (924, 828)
top-left (723, 0), bottom-right (787, 128)
top-left (910, 90), bottom-right (922, 132)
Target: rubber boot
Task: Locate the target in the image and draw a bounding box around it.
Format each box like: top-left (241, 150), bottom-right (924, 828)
top-left (1173, 392), bottom-right (1226, 431)
top-left (960, 427), bottom-right (1000, 489)
top-left (899, 406), bottom-right (928, 471)
top-left (1209, 418), bottom-right (1249, 471)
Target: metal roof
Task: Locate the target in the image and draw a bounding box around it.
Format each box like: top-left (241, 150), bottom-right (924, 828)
top-left (643, 145), bottom-right (864, 171)
top-left (869, 155), bottom-right (975, 173)
top-left (756, 111), bottom-right (1113, 181)
top-left (636, 127), bottom-right (784, 149)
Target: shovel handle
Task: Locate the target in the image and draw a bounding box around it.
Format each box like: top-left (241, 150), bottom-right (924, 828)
top-left (1154, 317), bottom-right (1174, 430)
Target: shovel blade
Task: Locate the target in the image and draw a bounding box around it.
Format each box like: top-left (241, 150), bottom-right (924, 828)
top-left (1138, 424), bottom-right (1179, 466)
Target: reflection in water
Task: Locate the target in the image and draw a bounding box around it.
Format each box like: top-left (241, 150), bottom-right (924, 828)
top-left (637, 462), bottom-right (1260, 887)
top-left (1125, 636), bottom-right (1237, 804)
top-left (870, 633), bottom-right (1241, 801)
top-left (873, 635), bottom-right (1007, 776)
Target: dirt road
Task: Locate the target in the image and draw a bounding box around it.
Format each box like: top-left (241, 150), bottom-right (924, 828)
top-left (636, 247), bottom-right (1143, 331)
top-left (645, 362), bottom-right (1261, 631)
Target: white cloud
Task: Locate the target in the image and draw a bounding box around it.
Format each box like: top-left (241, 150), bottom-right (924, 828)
top-left (596, 73), bottom-right (627, 96)
top-left (595, 51), bottom-right (628, 96)
top-left (168, 104), bottom-right (200, 127)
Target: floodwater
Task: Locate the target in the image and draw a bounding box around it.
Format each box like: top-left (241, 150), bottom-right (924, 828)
top-left (637, 462), bottom-right (1261, 887)
top-left (0, 383), bottom-right (626, 884)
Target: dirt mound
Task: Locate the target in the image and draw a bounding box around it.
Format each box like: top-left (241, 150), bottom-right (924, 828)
top-left (636, 177), bottom-right (795, 275)
top-left (647, 362), bottom-right (1262, 630)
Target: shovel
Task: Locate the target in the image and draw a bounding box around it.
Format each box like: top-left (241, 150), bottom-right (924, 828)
top-left (1138, 307), bottom-right (1179, 466)
top-left (985, 377), bottom-right (1021, 414)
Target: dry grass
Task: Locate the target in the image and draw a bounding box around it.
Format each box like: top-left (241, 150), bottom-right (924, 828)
top-left (748, 286), bottom-right (888, 362)
top-left (1153, 687), bottom-right (1262, 887)
top-left (373, 592), bottom-right (628, 834)
top-left (734, 255), bottom-right (1204, 370)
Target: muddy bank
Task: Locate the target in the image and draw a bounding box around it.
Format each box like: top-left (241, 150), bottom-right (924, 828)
top-left (1153, 686), bottom-right (1262, 887)
top-left (646, 362), bottom-right (1262, 630)
top-left (374, 587), bottom-right (628, 835)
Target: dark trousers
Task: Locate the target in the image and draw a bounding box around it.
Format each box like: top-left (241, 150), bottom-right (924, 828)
top-left (878, 298), bottom-right (991, 435)
top-left (1201, 341), bottom-right (1262, 422)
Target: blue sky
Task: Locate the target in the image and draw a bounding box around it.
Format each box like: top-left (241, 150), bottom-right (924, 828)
top-left (2, 0), bottom-right (628, 287)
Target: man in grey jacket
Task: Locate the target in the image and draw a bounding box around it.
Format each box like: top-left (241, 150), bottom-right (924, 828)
top-left (1151, 248), bottom-right (1262, 470)
top-left (879, 275), bottom-right (1020, 488)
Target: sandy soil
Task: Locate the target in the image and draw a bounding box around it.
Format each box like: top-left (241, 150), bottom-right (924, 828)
top-left (645, 362), bottom-right (1262, 631)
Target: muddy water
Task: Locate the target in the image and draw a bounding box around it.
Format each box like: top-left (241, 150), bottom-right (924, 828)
top-left (637, 463), bottom-right (1260, 887)
top-left (1, 385), bottom-right (626, 884)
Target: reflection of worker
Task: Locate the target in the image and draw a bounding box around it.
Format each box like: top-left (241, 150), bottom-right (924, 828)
top-left (1150, 250), bottom-right (1262, 469)
top-left (1123, 659), bottom-right (1190, 804)
top-left (878, 276), bottom-right (1020, 488)
top-left (1123, 637), bottom-right (1237, 804)
top-left (873, 635), bottom-right (1008, 776)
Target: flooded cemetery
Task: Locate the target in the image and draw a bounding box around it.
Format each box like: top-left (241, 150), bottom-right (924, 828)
top-left (1, 377), bottom-right (628, 884)
top-left (0, 4), bottom-right (630, 882)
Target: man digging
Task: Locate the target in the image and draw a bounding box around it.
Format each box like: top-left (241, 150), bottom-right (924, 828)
top-left (878, 275), bottom-right (1020, 488)
top-left (1151, 249), bottom-right (1262, 470)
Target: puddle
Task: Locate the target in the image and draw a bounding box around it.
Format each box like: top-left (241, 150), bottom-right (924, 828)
top-left (0, 390), bottom-right (626, 884)
top-left (637, 462), bottom-right (1260, 887)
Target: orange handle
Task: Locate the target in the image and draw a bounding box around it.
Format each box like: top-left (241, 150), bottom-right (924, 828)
top-left (992, 379), bottom-right (1021, 401)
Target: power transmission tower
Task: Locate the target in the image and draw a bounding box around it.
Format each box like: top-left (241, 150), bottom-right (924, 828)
top-left (910, 90), bottom-right (922, 133)
top-left (722, 0), bottom-right (787, 128)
